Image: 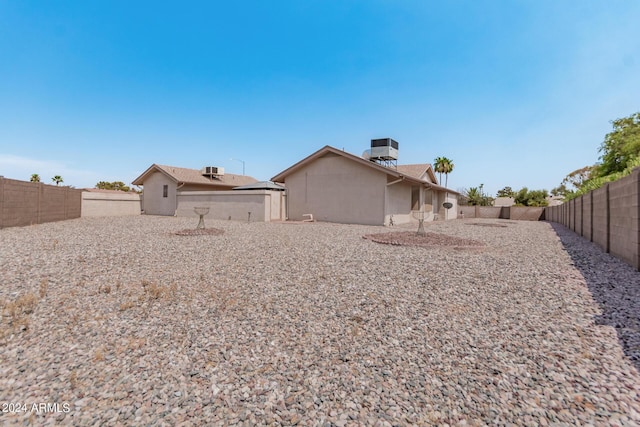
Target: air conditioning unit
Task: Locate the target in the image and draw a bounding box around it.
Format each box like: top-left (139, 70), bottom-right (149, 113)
top-left (201, 166), bottom-right (224, 176)
top-left (370, 138), bottom-right (399, 161)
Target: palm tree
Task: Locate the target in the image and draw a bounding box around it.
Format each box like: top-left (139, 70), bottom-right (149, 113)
top-left (30, 174), bottom-right (40, 182)
top-left (52, 175), bottom-right (64, 186)
top-left (434, 156), bottom-right (455, 219)
top-left (433, 157), bottom-right (445, 185)
top-left (433, 157), bottom-right (454, 187)
top-left (466, 187), bottom-right (482, 205)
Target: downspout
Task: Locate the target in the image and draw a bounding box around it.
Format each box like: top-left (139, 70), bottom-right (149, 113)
top-left (284, 186), bottom-right (289, 220)
top-left (175, 182), bottom-right (185, 216)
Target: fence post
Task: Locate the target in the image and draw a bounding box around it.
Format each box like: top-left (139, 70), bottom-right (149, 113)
top-left (590, 190), bottom-right (594, 242)
top-left (605, 184), bottom-right (610, 253)
top-left (64, 187), bottom-right (69, 220)
top-left (37, 182), bottom-right (42, 224)
top-left (0, 177), bottom-right (4, 229)
top-left (637, 170), bottom-right (640, 271)
top-left (580, 196), bottom-right (584, 236)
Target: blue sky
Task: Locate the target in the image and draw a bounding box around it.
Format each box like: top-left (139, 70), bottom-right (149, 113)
top-left (1, 1), bottom-right (639, 196)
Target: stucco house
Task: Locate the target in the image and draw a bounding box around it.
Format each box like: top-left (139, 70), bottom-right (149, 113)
top-left (271, 145), bottom-right (458, 226)
top-left (132, 164), bottom-right (258, 216)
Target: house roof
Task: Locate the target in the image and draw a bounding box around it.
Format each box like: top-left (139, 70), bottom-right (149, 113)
top-left (83, 188), bottom-right (137, 194)
top-left (396, 164), bottom-right (439, 184)
top-left (132, 164), bottom-right (258, 188)
top-left (271, 145), bottom-right (459, 194)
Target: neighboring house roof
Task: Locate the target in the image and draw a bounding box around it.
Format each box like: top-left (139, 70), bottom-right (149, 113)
top-left (83, 188), bottom-right (137, 194)
top-left (234, 181), bottom-right (285, 191)
top-left (396, 164), bottom-right (439, 184)
top-left (271, 145), bottom-right (459, 194)
top-left (132, 164), bottom-right (258, 188)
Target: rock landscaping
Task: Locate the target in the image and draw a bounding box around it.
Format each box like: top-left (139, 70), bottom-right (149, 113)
top-left (1, 216), bottom-right (638, 426)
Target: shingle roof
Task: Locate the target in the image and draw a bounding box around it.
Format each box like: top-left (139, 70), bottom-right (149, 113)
top-left (396, 164), bottom-right (430, 180)
top-left (271, 145), bottom-right (458, 194)
top-left (132, 164), bottom-right (258, 187)
top-left (271, 146), bottom-right (424, 185)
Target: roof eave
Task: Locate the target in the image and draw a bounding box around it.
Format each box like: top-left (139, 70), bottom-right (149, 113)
top-left (271, 145), bottom-right (411, 182)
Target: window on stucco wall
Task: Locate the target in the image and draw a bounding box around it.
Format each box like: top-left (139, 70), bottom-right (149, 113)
top-left (163, 185), bottom-right (168, 198)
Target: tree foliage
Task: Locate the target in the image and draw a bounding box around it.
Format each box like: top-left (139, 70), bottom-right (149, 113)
top-left (551, 184), bottom-right (570, 198)
top-left (96, 181), bottom-right (131, 192)
top-left (496, 186), bottom-right (514, 198)
top-left (553, 112), bottom-right (640, 201)
top-left (596, 112), bottom-right (640, 177)
top-left (562, 166), bottom-right (594, 190)
top-left (433, 157), bottom-right (454, 187)
top-left (30, 174), bottom-right (40, 183)
top-left (514, 187), bottom-right (549, 207)
top-left (460, 186), bottom-right (493, 206)
top-left (51, 175), bottom-right (63, 186)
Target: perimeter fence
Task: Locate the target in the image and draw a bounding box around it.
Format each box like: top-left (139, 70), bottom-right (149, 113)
top-left (0, 177), bottom-right (82, 228)
top-left (545, 168), bottom-right (640, 270)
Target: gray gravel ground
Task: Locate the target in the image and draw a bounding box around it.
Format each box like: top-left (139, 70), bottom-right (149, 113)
top-left (1, 216), bottom-right (639, 426)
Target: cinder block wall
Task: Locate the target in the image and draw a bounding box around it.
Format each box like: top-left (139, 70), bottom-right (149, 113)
top-left (509, 207), bottom-right (545, 221)
top-left (458, 205), bottom-right (544, 221)
top-left (545, 168), bottom-right (640, 270)
top-left (176, 190), bottom-right (286, 222)
top-left (0, 178), bottom-right (82, 228)
top-left (81, 191), bottom-right (141, 217)
top-left (609, 173), bottom-right (640, 268)
top-left (592, 185), bottom-right (609, 252)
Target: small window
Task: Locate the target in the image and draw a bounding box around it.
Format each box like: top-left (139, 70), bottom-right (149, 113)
top-left (162, 185), bottom-right (168, 198)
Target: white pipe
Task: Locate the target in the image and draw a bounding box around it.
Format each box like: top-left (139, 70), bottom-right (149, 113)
top-left (386, 177), bottom-right (405, 186)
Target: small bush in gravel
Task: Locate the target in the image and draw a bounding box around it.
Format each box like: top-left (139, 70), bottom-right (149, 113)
top-left (0, 292), bottom-right (38, 338)
top-left (38, 278), bottom-right (48, 298)
top-left (94, 347), bottom-right (106, 362)
top-left (141, 280), bottom-right (177, 300)
top-left (119, 300), bottom-right (136, 312)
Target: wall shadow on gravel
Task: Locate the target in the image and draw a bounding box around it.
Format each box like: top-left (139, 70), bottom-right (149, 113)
top-left (548, 222), bottom-right (640, 371)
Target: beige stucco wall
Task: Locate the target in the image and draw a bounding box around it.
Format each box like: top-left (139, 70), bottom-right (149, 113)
top-left (384, 181), bottom-right (413, 225)
top-left (437, 192), bottom-right (457, 220)
top-left (142, 172), bottom-right (178, 216)
top-left (284, 153), bottom-right (386, 225)
top-left (81, 192), bottom-right (141, 217)
top-left (175, 190), bottom-right (285, 222)
top-left (281, 154), bottom-right (460, 225)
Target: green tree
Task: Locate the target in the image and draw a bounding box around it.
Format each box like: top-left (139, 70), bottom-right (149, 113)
top-left (562, 166), bottom-right (594, 190)
top-left (96, 181), bottom-right (131, 192)
top-left (51, 175), bottom-right (63, 186)
top-left (514, 187), bottom-right (549, 207)
top-left (551, 184), bottom-right (571, 198)
top-left (596, 112), bottom-right (640, 177)
top-left (433, 157), bottom-right (454, 187)
top-left (461, 186), bottom-right (493, 206)
top-left (496, 186), bottom-right (514, 197)
top-left (30, 174), bottom-right (40, 183)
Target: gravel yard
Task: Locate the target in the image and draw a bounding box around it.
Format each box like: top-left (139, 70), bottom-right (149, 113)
top-left (1, 216), bottom-right (639, 426)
